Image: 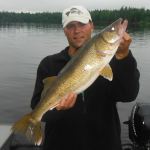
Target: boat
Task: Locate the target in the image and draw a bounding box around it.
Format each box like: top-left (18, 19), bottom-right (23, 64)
top-left (1, 103), bottom-right (150, 150)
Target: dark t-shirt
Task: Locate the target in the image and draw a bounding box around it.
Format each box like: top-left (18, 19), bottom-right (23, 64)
top-left (31, 47), bottom-right (140, 150)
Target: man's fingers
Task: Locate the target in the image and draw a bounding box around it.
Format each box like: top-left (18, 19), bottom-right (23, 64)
top-left (56, 93), bottom-right (77, 110)
top-left (68, 93), bottom-right (77, 108)
top-left (116, 32), bottom-right (132, 60)
top-left (123, 32), bottom-right (132, 42)
top-left (119, 32), bottom-right (132, 48)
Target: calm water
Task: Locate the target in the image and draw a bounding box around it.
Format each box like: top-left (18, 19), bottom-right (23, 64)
top-left (0, 24), bottom-right (150, 143)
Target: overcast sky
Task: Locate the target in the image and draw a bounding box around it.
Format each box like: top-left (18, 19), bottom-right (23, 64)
top-left (0, 0), bottom-right (150, 12)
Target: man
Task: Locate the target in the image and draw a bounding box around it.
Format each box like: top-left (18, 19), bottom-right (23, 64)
top-left (31, 5), bottom-right (140, 150)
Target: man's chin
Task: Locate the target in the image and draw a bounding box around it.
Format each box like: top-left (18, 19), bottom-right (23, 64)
top-left (71, 41), bottom-right (86, 49)
top-left (74, 43), bottom-right (85, 49)
top-left (72, 45), bottom-right (82, 50)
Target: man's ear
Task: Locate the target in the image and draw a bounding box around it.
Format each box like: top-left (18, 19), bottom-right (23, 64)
top-left (63, 28), bottom-right (67, 36)
top-left (90, 22), bottom-right (94, 32)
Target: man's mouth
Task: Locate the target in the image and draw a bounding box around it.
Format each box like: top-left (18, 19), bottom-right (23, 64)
top-left (74, 36), bottom-right (84, 40)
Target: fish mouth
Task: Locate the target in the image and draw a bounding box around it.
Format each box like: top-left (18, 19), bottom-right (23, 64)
top-left (101, 18), bottom-right (128, 44)
top-left (110, 18), bottom-right (128, 39)
top-left (109, 18), bottom-right (128, 37)
top-left (115, 18), bottom-right (128, 46)
top-left (117, 18), bottom-right (128, 37)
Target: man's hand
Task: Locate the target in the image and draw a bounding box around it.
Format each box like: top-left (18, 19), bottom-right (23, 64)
top-left (115, 32), bottom-right (132, 60)
top-left (56, 93), bottom-right (77, 110)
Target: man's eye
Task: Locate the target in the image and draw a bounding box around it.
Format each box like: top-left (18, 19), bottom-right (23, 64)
top-left (66, 22), bottom-right (87, 30)
top-left (79, 22), bottom-right (86, 26)
top-left (66, 24), bottom-right (74, 29)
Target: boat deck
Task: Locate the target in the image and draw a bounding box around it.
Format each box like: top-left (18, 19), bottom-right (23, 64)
top-left (0, 124), bottom-right (43, 150)
top-left (0, 124), bottom-right (141, 150)
top-left (1, 133), bottom-right (43, 150)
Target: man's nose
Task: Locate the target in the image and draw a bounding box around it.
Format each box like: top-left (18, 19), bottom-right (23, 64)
top-left (74, 24), bottom-right (82, 33)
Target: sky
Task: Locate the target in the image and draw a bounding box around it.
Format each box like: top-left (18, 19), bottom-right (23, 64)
top-left (0, 0), bottom-right (150, 13)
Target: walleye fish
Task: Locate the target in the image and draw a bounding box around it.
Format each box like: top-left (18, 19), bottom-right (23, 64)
top-left (12, 18), bottom-right (128, 145)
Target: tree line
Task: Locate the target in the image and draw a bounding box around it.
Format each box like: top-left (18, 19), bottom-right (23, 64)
top-left (0, 7), bottom-right (150, 27)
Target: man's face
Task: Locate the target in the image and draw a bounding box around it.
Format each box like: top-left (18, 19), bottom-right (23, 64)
top-left (64, 21), bottom-right (94, 49)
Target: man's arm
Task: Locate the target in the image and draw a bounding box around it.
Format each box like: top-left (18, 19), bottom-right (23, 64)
top-left (109, 32), bottom-right (140, 102)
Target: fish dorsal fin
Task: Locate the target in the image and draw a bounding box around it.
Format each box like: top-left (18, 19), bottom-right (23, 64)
top-left (100, 64), bottom-right (113, 81)
top-left (43, 76), bottom-right (56, 85)
top-left (41, 76), bottom-right (57, 100)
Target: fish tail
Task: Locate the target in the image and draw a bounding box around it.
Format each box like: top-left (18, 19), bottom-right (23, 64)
top-left (11, 113), bottom-right (43, 145)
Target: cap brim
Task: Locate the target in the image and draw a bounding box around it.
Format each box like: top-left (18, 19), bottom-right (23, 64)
top-left (63, 17), bottom-right (90, 28)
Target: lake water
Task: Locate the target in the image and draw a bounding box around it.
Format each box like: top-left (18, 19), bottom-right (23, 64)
top-left (0, 24), bottom-right (150, 144)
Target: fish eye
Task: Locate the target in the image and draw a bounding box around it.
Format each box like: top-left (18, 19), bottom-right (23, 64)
top-left (111, 27), bottom-right (115, 31)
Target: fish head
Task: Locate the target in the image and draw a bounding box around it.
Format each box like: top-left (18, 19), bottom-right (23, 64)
top-left (95, 18), bottom-right (128, 56)
top-left (102, 18), bottom-right (128, 43)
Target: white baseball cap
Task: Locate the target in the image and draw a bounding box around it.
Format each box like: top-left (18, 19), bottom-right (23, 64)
top-left (62, 6), bottom-right (92, 28)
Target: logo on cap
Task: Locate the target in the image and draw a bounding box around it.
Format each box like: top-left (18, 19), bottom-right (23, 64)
top-left (66, 8), bottom-right (83, 16)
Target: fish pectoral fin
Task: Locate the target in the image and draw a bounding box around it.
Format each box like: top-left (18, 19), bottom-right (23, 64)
top-left (100, 64), bottom-right (113, 81)
top-left (41, 76), bottom-right (57, 99)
